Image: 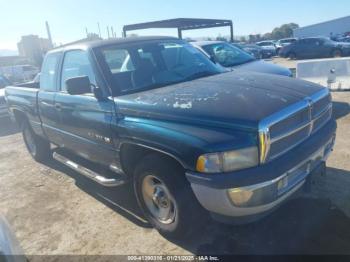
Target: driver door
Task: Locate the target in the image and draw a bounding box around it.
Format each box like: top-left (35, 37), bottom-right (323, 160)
top-left (54, 49), bottom-right (117, 166)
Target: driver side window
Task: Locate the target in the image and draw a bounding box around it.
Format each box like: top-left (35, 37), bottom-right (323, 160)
top-left (61, 50), bottom-right (96, 92)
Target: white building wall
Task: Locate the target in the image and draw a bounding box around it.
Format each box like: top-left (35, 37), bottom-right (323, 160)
top-left (294, 16), bottom-right (350, 38)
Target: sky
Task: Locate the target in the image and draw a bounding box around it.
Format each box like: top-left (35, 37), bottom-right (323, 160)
top-left (1, 0), bottom-right (350, 51)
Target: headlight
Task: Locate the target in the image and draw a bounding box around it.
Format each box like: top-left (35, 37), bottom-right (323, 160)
top-left (196, 147), bottom-right (259, 173)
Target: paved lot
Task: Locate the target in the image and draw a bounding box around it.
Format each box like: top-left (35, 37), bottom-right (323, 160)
top-left (0, 78), bottom-right (350, 255)
top-left (269, 57), bottom-right (297, 70)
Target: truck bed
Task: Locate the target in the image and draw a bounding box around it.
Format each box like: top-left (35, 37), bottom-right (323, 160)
top-left (15, 81), bottom-right (40, 89)
top-left (5, 85), bottom-right (40, 126)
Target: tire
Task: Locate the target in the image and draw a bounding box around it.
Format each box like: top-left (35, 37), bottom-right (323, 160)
top-left (288, 52), bottom-right (297, 60)
top-left (22, 120), bottom-right (51, 162)
top-left (332, 49), bottom-right (342, 58)
top-left (133, 153), bottom-right (206, 239)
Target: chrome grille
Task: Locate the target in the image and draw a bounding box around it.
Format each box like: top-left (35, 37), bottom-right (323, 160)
top-left (269, 107), bottom-right (310, 137)
top-left (259, 89), bottom-right (332, 163)
top-left (269, 125), bottom-right (310, 158)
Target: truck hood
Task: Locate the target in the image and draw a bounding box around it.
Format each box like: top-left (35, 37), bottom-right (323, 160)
top-left (115, 71), bottom-right (324, 130)
top-left (234, 60), bottom-right (292, 77)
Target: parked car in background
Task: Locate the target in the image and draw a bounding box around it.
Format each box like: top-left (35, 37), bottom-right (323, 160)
top-left (275, 38), bottom-right (297, 55)
top-left (5, 36), bottom-right (336, 238)
top-left (337, 37), bottom-right (350, 43)
top-left (280, 37), bottom-right (350, 60)
top-left (232, 43), bottom-right (263, 59)
top-left (0, 75), bottom-right (11, 89)
top-left (16, 73), bottom-right (40, 88)
top-left (0, 75), bottom-right (12, 119)
top-left (0, 65), bottom-right (39, 83)
top-left (193, 41), bottom-right (292, 77)
top-left (256, 41), bottom-right (277, 58)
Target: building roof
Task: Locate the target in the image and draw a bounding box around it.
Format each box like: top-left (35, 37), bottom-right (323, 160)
top-left (123, 18), bottom-right (233, 32)
top-left (295, 15), bottom-right (350, 30)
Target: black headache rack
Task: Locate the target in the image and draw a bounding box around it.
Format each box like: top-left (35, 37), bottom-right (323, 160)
top-left (123, 18), bottom-right (234, 42)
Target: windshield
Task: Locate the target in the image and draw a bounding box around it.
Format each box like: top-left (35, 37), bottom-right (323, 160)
top-left (202, 42), bottom-right (255, 67)
top-left (96, 40), bottom-right (224, 95)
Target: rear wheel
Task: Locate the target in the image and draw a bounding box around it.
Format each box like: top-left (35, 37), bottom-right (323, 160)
top-left (332, 49), bottom-right (342, 58)
top-left (288, 52), bottom-right (297, 60)
top-left (134, 154), bottom-right (206, 239)
top-left (22, 121), bottom-right (51, 162)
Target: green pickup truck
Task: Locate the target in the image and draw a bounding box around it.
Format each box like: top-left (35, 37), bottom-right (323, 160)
top-left (5, 36), bottom-right (336, 238)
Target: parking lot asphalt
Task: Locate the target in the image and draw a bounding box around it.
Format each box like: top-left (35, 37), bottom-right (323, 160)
top-left (268, 57), bottom-right (297, 70)
top-left (0, 75), bottom-right (350, 255)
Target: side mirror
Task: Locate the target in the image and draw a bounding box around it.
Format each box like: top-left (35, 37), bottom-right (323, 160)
top-left (66, 76), bottom-right (92, 95)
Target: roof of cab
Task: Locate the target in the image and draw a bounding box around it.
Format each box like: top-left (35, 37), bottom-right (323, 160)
top-left (48, 36), bottom-right (179, 53)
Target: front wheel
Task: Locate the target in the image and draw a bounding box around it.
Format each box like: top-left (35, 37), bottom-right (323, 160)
top-left (134, 154), bottom-right (206, 239)
top-left (288, 52), bottom-right (297, 60)
top-left (22, 121), bottom-right (51, 162)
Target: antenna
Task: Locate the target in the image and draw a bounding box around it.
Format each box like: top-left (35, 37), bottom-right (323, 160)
top-left (107, 26), bottom-right (110, 39)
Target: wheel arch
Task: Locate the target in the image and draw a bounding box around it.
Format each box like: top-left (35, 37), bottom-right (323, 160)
top-left (332, 48), bottom-right (342, 56)
top-left (12, 109), bottom-right (28, 127)
top-left (119, 142), bottom-right (187, 178)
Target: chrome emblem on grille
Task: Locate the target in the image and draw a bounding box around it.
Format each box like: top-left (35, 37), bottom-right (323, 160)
top-left (306, 98), bottom-right (314, 136)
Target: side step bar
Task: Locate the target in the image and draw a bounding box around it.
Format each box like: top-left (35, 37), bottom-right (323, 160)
top-left (53, 152), bottom-right (125, 187)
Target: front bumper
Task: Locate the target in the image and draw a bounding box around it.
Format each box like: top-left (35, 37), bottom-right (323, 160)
top-left (186, 120), bottom-right (336, 219)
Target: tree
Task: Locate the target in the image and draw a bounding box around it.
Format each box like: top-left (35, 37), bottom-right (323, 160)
top-left (248, 23), bottom-right (299, 43)
top-left (248, 34), bottom-right (262, 43)
top-left (270, 23), bottom-right (299, 40)
top-left (239, 36), bottom-right (247, 42)
top-left (216, 34), bottom-right (227, 41)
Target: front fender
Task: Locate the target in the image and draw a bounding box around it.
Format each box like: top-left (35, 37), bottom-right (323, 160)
top-left (113, 117), bottom-right (258, 171)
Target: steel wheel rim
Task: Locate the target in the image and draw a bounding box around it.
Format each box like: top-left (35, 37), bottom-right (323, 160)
top-left (24, 127), bottom-right (36, 154)
top-left (141, 175), bottom-right (176, 225)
